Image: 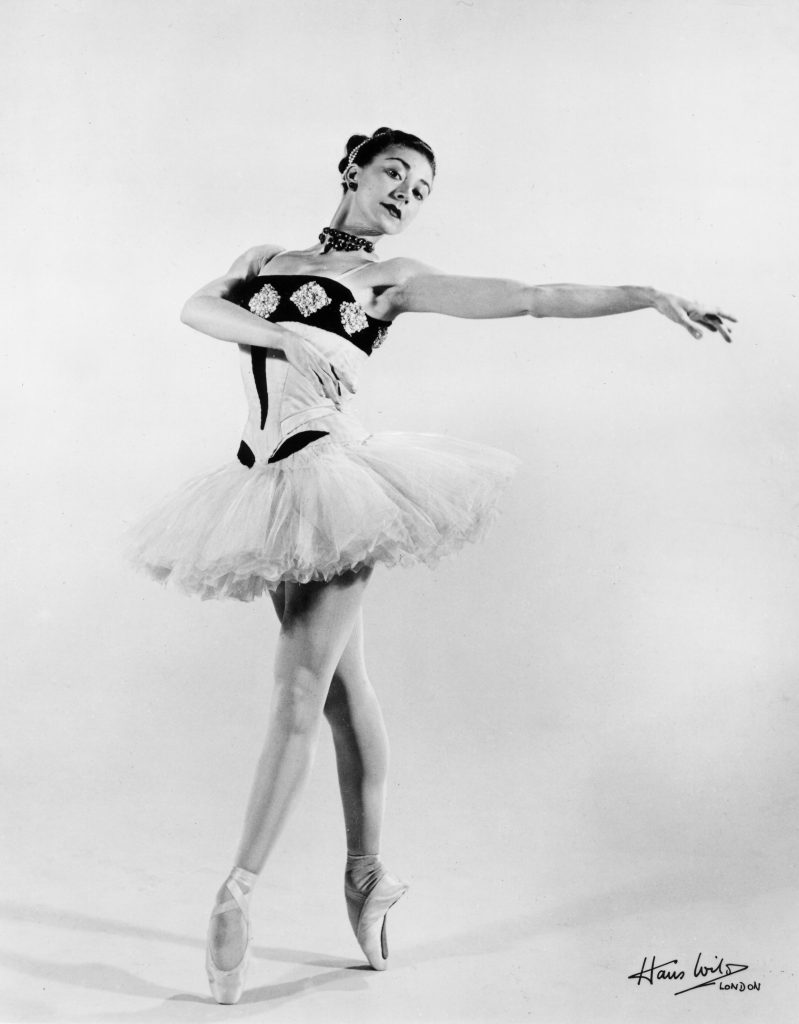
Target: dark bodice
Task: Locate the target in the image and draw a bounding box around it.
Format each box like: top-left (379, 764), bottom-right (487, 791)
top-left (229, 275), bottom-right (391, 355)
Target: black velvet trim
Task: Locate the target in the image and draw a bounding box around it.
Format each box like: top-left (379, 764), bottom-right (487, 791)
top-left (250, 348), bottom-right (269, 429)
top-left (237, 440), bottom-right (255, 468)
top-left (268, 430), bottom-right (329, 463)
top-left (233, 275), bottom-right (391, 356)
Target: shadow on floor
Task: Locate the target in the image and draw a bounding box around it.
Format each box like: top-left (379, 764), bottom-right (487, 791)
top-left (0, 864), bottom-right (765, 1019)
top-left (0, 899), bottom-right (368, 1019)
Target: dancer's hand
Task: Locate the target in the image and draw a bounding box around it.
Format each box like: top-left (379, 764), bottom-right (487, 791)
top-left (651, 291), bottom-right (737, 344)
top-left (280, 330), bottom-right (356, 407)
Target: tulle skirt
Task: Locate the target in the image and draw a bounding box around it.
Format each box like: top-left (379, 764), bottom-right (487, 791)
top-left (123, 430), bottom-right (520, 601)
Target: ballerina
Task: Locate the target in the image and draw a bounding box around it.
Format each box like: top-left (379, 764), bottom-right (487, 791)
top-left (123, 126), bottom-right (735, 1003)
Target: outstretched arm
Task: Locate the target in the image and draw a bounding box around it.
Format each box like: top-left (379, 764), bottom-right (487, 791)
top-left (385, 259), bottom-right (735, 343)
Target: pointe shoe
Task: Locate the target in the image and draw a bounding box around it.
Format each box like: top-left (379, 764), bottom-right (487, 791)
top-left (205, 872), bottom-right (252, 1004)
top-left (345, 869), bottom-right (409, 970)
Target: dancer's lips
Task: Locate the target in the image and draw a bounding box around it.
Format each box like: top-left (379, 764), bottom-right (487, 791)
top-left (381, 203), bottom-right (402, 220)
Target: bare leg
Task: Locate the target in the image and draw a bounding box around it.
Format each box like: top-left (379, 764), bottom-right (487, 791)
top-left (235, 569), bottom-right (374, 870)
top-left (270, 587), bottom-right (402, 970)
top-left (209, 568), bottom-right (372, 969)
top-left (269, 587), bottom-right (389, 856)
top-left (323, 612), bottom-right (389, 856)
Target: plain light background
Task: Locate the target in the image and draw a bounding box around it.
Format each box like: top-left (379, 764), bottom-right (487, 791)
top-left (2, 0), bottom-right (798, 1021)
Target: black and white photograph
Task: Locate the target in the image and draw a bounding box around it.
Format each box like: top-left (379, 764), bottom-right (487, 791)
top-left (2, 1), bottom-right (797, 1021)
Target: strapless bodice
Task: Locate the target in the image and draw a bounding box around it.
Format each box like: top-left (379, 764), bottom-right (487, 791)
top-left (229, 275), bottom-right (392, 467)
top-left (230, 274), bottom-right (391, 354)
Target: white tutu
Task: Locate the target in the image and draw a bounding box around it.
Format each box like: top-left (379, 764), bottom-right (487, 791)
top-left (123, 430), bottom-right (520, 601)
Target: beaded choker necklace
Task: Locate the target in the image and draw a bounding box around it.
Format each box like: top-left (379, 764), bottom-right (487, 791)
top-left (319, 226), bottom-right (375, 255)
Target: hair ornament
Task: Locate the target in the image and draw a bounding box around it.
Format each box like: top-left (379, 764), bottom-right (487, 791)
top-left (342, 129), bottom-right (393, 182)
top-left (342, 138), bottom-right (370, 182)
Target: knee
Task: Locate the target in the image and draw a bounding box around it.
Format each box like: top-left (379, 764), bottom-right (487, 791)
top-left (273, 665), bottom-right (329, 734)
top-left (323, 674), bottom-right (349, 724)
top-left (323, 670), bottom-right (373, 719)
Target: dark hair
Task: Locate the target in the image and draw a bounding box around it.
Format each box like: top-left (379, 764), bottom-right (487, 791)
top-left (337, 127), bottom-right (436, 192)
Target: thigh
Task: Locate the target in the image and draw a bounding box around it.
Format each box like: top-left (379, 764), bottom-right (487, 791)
top-left (269, 582), bottom-right (286, 624)
top-left (331, 609), bottom-right (368, 688)
top-left (271, 585), bottom-right (367, 681)
top-left (323, 609), bottom-right (376, 724)
top-left (278, 568), bottom-right (373, 682)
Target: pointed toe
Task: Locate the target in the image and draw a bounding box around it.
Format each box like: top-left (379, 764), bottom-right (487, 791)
top-left (205, 871), bottom-right (253, 1004)
top-left (346, 871), bottom-right (408, 970)
top-left (205, 941), bottom-right (250, 1004)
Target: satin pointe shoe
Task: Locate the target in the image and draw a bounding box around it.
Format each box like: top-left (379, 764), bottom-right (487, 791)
top-left (345, 867), bottom-right (409, 971)
top-left (205, 868), bottom-right (253, 1004)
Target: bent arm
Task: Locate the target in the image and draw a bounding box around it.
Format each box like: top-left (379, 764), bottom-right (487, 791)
top-left (178, 244), bottom-right (357, 400)
top-left (180, 244), bottom-right (291, 349)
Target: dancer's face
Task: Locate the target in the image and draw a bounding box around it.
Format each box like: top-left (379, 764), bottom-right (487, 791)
top-left (349, 145), bottom-right (434, 235)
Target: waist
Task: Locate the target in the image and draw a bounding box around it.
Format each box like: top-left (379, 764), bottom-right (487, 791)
top-left (238, 407), bottom-right (369, 467)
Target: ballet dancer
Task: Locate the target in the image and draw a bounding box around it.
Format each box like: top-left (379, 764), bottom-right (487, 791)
top-left (123, 126), bottom-right (734, 1002)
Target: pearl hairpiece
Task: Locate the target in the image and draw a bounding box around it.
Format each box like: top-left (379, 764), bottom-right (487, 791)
top-left (342, 130), bottom-right (393, 183)
top-left (342, 139), bottom-right (370, 181)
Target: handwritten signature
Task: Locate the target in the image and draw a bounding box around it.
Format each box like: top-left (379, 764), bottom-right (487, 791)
top-left (628, 953), bottom-right (760, 995)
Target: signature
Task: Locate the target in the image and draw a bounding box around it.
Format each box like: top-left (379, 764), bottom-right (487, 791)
top-left (628, 954), bottom-right (759, 995)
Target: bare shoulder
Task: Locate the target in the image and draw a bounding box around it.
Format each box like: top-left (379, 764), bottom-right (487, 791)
top-left (188, 243), bottom-right (285, 302)
top-left (225, 242), bottom-right (285, 279)
top-left (375, 257), bottom-right (447, 319)
top-left (377, 256), bottom-right (443, 287)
